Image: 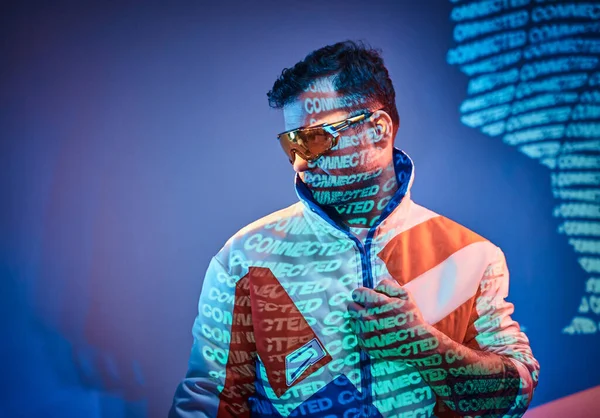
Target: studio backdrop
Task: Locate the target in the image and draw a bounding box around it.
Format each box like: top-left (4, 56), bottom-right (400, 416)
top-left (1, 1), bottom-right (599, 417)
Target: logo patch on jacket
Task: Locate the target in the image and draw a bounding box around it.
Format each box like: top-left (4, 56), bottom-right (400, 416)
top-left (285, 338), bottom-right (327, 386)
top-left (247, 267), bottom-right (333, 397)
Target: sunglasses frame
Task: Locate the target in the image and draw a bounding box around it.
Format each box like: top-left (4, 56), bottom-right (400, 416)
top-left (277, 111), bottom-right (376, 163)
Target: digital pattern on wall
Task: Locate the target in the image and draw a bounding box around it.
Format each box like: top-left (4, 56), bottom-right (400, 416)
top-left (447, 0), bottom-right (600, 335)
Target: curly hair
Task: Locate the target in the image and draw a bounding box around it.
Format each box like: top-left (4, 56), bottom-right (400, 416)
top-left (267, 40), bottom-right (399, 135)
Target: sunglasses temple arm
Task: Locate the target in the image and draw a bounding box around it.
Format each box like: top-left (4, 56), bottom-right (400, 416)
top-left (328, 113), bottom-right (371, 135)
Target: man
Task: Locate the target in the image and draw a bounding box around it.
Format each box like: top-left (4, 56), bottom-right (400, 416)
top-left (170, 41), bottom-right (539, 418)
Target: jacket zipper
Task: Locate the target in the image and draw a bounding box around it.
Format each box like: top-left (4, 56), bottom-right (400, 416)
top-left (300, 178), bottom-right (408, 416)
top-left (347, 232), bottom-right (376, 416)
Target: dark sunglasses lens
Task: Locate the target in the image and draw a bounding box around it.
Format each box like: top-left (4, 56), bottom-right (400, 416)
top-left (279, 133), bottom-right (308, 163)
top-left (278, 128), bottom-right (335, 163)
top-left (303, 130), bottom-right (333, 158)
top-left (278, 134), bottom-right (293, 161)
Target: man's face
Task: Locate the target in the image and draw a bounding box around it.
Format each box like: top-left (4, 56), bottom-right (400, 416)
top-left (282, 76), bottom-right (395, 206)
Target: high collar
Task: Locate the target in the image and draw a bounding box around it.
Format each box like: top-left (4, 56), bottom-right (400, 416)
top-left (294, 147), bottom-right (415, 236)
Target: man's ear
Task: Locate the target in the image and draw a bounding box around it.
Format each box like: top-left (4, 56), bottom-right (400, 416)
top-left (371, 109), bottom-right (394, 143)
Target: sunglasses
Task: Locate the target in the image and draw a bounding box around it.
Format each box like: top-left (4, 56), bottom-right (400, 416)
top-left (277, 111), bottom-right (375, 163)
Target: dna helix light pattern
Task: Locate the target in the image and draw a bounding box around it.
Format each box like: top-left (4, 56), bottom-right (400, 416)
top-left (447, 0), bottom-right (600, 335)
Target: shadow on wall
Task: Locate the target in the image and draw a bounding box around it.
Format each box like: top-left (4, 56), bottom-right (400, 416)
top-left (446, 0), bottom-right (600, 412)
top-left (447, 0), bottom-right (600, 336)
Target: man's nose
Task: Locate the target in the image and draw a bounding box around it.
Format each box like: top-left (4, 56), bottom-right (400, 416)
top-left (293, 153), bottom-right (310, 172)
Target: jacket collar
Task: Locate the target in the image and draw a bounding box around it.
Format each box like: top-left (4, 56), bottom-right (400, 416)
top-left (294, 147), bottom-right (415, 236)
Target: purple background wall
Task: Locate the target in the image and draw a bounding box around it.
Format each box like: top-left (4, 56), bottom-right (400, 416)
top-left (1, 1), bottom-right (598, 417)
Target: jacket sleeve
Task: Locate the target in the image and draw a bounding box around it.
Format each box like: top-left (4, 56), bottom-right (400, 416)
top-left (169, 256), bottom-right (256, 418)
top-left (463, 246), bottom-right (540, 416)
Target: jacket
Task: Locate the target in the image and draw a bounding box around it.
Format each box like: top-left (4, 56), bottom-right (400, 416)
top-left (170, 148), bottom-right (539, 418)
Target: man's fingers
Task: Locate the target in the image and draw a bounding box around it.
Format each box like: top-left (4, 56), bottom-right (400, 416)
top-left (347, 301), bottom-right (362, 316)
top-left (347, 301), bottom-right (379, 320)
top-left (374, 279), bottom-right (408, 299)
top-left (352, 287), bottom-right (389, 308)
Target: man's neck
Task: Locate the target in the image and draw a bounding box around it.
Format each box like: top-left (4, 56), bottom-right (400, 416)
top-left (323, 163), bottom-right (399, 229)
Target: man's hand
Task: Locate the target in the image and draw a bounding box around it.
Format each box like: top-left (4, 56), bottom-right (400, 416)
top-left (348, 279), bottom-right (440, 362)
top-left (348, 279), bottom-right (525, 416)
